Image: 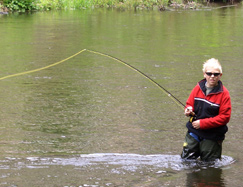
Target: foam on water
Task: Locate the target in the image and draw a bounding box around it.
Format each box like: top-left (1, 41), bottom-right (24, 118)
top-left (8, 153), bottom-right (235, 172)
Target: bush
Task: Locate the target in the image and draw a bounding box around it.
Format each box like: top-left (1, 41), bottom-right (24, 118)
top-left (2, 0), bottom-right (190, 12)
top-left (3, 0), bottom-right (36, 11)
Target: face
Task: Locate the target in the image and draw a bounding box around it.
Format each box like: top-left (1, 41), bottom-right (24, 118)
top-left (204, 67), bottom-right (222, 87)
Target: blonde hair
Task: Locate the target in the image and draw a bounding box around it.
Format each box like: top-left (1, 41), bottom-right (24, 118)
top-left (202, 58), bottom-right (222, 73)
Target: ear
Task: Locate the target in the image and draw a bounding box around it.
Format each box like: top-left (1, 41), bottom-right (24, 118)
top-left (203, 72), bottom-right (207, 78)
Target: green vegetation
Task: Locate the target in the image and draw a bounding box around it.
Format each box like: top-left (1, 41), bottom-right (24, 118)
top-left (1, 0), bottom-right (203, 12)
top-left (2, 0), bottom-right (36, 11)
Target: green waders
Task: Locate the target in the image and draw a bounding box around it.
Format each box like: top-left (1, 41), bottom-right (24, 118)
top-left (181, 132), bottom-right (222, 162)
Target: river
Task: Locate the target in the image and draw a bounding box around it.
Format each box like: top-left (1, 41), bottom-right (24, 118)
top-left (0, 4), bottom-right (243, 186)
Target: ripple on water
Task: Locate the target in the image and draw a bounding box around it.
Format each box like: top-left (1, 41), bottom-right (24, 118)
top-left (3, 153), bottom-right (235, 172)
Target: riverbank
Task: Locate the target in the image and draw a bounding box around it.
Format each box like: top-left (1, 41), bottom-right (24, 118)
top-left (0, 0), bottom-right (214, 13)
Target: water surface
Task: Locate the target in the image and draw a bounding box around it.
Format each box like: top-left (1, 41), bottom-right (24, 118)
top-left (0, 5), bottom-right (243, 186)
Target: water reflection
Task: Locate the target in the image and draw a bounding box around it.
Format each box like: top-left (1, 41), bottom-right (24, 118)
top-left (186, 168), bottom-right (225, 187)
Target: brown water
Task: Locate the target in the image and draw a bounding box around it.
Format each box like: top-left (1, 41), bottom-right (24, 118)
top-left (0, 5), bottom-right (243, 186)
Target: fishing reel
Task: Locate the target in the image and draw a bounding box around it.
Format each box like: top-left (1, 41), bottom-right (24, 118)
top-left (189, 112), bottom-right (197, 123)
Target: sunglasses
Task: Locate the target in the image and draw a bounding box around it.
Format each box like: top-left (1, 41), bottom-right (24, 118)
top-left (205, 72), bottom-right (221, 77)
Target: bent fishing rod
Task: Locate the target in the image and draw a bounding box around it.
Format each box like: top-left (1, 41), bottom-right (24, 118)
top-left (86, 49), bottom-right (196, 121)
top-left (86, 49), bottom-right (186, 110)
top-left (0, 48), bottom-right (196, 120)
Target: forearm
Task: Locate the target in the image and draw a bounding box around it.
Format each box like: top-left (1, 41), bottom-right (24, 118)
top-left (200, 114), bottom-right (231, 129)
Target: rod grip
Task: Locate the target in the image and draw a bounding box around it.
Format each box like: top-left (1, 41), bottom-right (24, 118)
top-left (189, 112), bottom-right (196, 123)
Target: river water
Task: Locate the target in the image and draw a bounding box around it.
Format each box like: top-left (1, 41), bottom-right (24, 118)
top-left (0, 4), bottom-right (243, 186)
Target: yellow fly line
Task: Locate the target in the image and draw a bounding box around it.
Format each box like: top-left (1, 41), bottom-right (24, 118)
top-left (0, 48), bottom-right (185, 110)
top-left (0, 49), bottom-right (87, 81)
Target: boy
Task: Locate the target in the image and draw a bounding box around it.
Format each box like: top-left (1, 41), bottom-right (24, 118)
top-left (181, 58), bottom-right (231, 161)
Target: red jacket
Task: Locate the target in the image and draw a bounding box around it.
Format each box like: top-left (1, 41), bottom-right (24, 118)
top-left (186, 79), bottom-right (231, 140)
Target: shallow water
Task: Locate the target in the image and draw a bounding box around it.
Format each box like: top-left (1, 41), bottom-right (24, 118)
top-left (0, 4), bottom-right (243, 186)
top-left (3, 153), bottom-right (235, 171)
top-left (0, 154), bottom-right (235, 186)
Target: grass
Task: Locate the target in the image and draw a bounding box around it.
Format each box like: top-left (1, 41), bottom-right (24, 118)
top-left (36, 0), bottom-right (173, 10)
top-left (1, 0), bottom-right (183, 11)
top-left (1, 0), bottom-right (204, 12)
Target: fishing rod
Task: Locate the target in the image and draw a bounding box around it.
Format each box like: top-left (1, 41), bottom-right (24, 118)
top-left (86, 49), bottom-right (197, 122)
top-left (1, 48), bottom-right (197, 119)
top-left (86, 49), bottom-right (186, 111)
